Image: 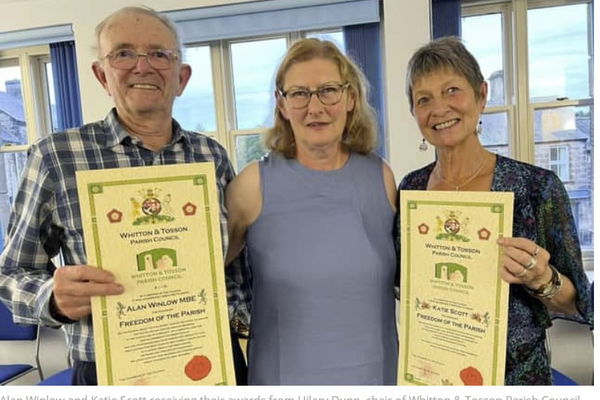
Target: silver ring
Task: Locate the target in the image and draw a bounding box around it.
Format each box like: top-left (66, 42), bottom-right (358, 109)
top-left (524, 257), bottom-right (536, 270)
top-left (516, 269), bottom-right (527, 278)
top-left (533, 246), bottom-right (540, 257)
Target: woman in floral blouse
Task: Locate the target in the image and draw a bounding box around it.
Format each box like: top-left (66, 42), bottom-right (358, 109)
top-left (399, 36), bottom-right (593, 385)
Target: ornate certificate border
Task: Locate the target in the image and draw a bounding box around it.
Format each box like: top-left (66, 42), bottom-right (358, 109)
top-left (77, 164), bottom-right (233, 385)
top-left (398, 191), bottom-right (513, 386)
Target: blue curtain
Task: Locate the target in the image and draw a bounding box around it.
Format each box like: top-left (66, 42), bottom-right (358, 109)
top-left (343, 23), bottom-right (386, 158)
top-left (432, 0), bottom-right (461, 38)
top-left (49, 41), bottom-right (83, 131)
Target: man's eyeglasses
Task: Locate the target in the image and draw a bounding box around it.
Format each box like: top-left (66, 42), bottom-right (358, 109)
top-left (103, 48), bottom-right (179, 70)
top-left (279, 83), bottom-right (350, 109)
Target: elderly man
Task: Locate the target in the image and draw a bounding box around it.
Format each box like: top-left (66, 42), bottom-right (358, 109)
top-left (0, 6), bottom-right (248, 385)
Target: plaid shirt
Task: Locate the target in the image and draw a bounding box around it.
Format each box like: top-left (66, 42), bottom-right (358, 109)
top-left (0, 109), bottom-right (251, 361)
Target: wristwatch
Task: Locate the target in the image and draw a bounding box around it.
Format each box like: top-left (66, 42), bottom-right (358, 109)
top-left (525, 264), bottom-right (563, 300)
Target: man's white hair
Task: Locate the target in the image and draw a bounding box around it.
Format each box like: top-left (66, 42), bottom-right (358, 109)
top-left (94, 6), bottom-right (182, 58)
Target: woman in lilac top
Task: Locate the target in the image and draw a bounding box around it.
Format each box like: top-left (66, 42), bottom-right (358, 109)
top-left (225, 39), bottom-right (398, 384)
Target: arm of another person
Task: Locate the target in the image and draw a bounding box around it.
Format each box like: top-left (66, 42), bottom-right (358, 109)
top-left (382, 161), bottom-right (397, 213)
top-left (382, 161), bottom-right (399, 300)
top-left (0, 144), bottom-right (123, 325)
top-left (215, 150), bottom-right (256, 331)
top-left (225, 162), bottom-right (262, 266)
top-left (498, 174), bottom-right (591, 318)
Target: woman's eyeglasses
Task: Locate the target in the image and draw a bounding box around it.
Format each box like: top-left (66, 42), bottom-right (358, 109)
top-left (279, 83), bottom-right (350, 109)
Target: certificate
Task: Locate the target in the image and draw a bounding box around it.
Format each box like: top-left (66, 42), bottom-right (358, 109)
top-left (397, 190), bottom-right (513, 386)
top-left (76, 163), bottom-right (235, 385)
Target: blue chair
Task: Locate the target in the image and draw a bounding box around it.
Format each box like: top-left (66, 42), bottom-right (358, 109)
top-left (0, 301), bottom-right (44, 385)
top-left (552, 368), bottom-right (578, 385)
top-left (37, 368), bottom-right (73, 385)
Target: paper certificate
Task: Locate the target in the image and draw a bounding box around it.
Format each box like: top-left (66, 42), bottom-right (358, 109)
top-left (76, 163), bottom-right (235, 385)
top-left (397, 190), bottom-right (513, 386)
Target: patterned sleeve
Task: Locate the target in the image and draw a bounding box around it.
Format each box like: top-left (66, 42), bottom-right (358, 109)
top-left (226, 247), bottom-right (252, 335)
top-left (0, 143), bottom-right (61, 326)
top-left (540, 172), bottom-right (593, 327)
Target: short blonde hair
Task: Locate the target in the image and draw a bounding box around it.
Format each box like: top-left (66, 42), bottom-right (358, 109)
top-left (265, 38), bottom-right (377, 158)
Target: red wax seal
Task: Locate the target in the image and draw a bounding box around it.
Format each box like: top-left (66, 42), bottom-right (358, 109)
top-left (460, 366), bottom-right (483, 385)
top-left (185, 355), bottom-right (212, 381)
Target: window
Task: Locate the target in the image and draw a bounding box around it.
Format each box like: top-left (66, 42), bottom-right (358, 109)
top-left (306, 30), bottom-right (345, 53)
top-left (462, 9), bottom-right (511, 158)
top-left (0, 60), bottom-right (27, 145)
top-left (570, 198), bottom-right (593, 248)
top-left (0, 45), bottom-right (54, 249)
top-left (462, 0), bottom-right (594, 266)
top-left (173, 29), bottom-right (345, 171)
top-left (173, 46), bottom-right (216, 133)
top-left (549, 146), bottom-right (569, 181)
top-left (43, 58), bottom-right (58, 133)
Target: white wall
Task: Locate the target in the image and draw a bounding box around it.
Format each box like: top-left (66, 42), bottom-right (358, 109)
top-left (0, 0), bottom-right (258, 123)
top-left (381, 0), bottom-right (434, 179)
top-left (0, 0), bottom-right (432, 179)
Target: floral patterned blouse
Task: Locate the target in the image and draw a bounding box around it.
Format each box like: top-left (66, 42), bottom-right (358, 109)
top-left (398, 154), bottom-right (593, 385)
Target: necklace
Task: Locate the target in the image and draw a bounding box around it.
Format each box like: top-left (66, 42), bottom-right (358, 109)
top-left (435, 155), bottom-right (488, 191)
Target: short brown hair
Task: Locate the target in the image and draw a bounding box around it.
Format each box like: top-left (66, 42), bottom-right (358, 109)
top-left (265, 38), bottom-right (377, 158)
top-left (406, 36), bottom-right (485, 111)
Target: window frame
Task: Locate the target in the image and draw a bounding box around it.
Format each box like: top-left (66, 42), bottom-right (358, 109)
top-left (462, 3), bottom-right (515, 154)
top-left (1, 45), bottom-right (54, 250)
top-left (462, 0), bottom-right (594, 268)
top-left (36, 55), bottom-right (56, 134)
top-left (0, 45), bottom-right (52, 153)
top-left (222, 33), bottom-right (290, 168)
top-left (549, 145), bottom-right (570, 181)
top-left (179, 29), bottom-right (344, 170)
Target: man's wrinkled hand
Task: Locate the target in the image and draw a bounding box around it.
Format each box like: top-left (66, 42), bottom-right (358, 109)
top-left (52, 265), bottom-right (124, 321)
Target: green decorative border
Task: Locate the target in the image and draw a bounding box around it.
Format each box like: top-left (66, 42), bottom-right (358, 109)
top-left (402, 200), bottom-right (505, 386)
top-left (86, 174), bottom-right (229, 385)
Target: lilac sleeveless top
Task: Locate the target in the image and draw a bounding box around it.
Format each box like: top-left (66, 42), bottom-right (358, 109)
top-left (246, 152), bottom-right (398, 385)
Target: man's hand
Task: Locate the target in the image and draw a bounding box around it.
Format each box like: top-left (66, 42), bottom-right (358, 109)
top-left (52, 265), bottom-right (124, 321)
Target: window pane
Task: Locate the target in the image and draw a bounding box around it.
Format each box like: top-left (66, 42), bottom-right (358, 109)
top-left (549, 146), bottom-right (569, 181)
top-left (235, 134), bottom-right (266, 171)
top-left (0, 151), bottom-right (27, 250)
top-left (306, 31), bottom-right (345, 53)
top-left (480, 111), bottom-right (509, 157)
top-left (0, 62), bottom-right (27, 145)
top-left (533, 106), bottom-right (593, 250)
top-left (231, 38), bottom-right (287, 130)
top-left (44, 62), bottom-right (59, 133)
top-left (173, 46), bottom-right (216, 132)
top-left (528, 4), bottom-right (591, 101)
top-left (462, 13), bottom-right (505, 106)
